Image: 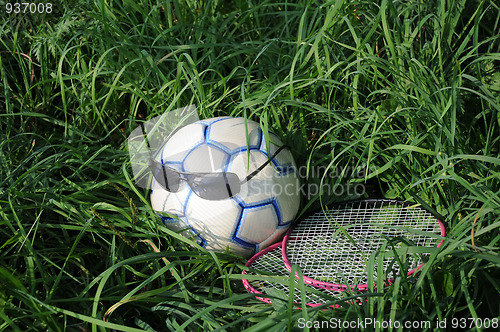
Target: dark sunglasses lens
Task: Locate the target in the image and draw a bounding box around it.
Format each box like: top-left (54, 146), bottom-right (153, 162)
top-left (188, 173), bottom-right (241, 200)
top-left (149, 160), bottom-right (181, 192)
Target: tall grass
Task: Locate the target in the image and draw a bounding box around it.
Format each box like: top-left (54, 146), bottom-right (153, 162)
top-left (1, 0), bottom-right (499, 330)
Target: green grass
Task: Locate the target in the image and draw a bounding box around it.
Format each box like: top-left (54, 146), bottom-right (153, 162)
top-left (1, 0), bottom-right (499, 330)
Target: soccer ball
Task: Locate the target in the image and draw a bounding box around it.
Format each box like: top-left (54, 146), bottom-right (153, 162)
top-left (150, 117), bottom-right (300, 257)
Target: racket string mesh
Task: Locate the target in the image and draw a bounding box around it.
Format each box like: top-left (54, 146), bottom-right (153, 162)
top-left (245, 245), bottom-right (343, 305)
top-left (286, 201), bottom-right (442, 288)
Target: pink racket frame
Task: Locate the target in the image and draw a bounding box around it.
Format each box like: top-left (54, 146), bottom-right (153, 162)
top-left (242, 242), bottom-right (340, 308)
top-left (242, 242), bottom-right (280, 305)
top-left (281, 203), bottom-right (447, 291)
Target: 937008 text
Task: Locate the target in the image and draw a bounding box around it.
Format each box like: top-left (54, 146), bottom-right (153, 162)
top-left (5, 2), bottom-right (53, 14)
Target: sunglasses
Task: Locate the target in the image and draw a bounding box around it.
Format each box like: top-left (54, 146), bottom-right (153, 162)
top-left (149, 145), bottom-right (288, 201)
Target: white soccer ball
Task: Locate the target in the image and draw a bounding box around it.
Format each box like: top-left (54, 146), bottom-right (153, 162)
top-left (150, 117), bottom-right (301, 257)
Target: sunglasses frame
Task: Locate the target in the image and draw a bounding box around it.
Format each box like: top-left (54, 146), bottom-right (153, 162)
top-left (149, 145), bottom-right (289, 200)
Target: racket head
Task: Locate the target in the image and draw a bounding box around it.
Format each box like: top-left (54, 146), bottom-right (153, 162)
top-left (282, 199), bottom-right (446, 291)
top-left (242, 242), bottom-right (345, 307)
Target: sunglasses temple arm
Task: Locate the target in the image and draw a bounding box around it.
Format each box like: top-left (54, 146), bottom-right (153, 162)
top-left (241, 145), bottom-right (286, 183)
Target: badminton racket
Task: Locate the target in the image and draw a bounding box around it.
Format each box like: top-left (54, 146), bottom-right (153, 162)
top-left (242, 242), bottom-right (345, 307)
top-left (282, 199), bottom-right (446, 291)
